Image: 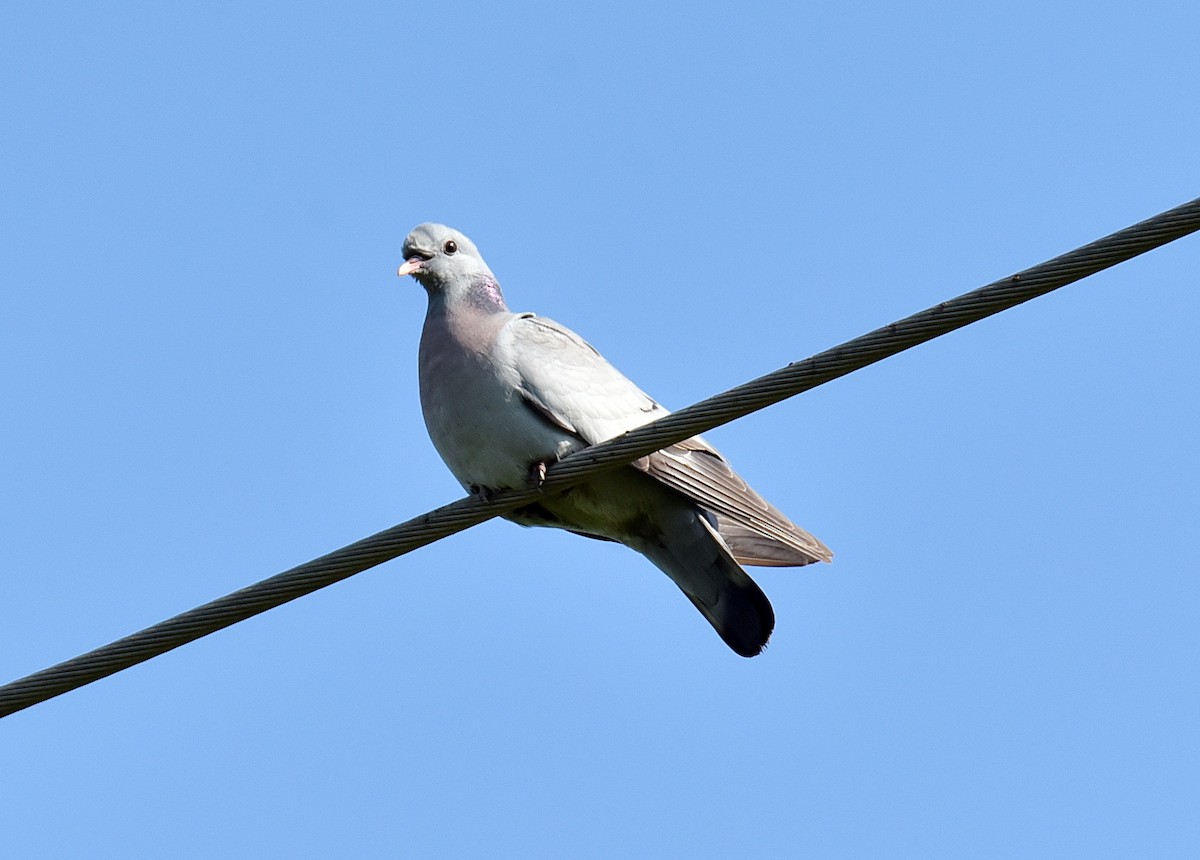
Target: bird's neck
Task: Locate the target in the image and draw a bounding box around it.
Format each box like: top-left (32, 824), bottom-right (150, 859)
top-left (467, 275), bottom-right (508, 313)
top-left (429, 274), bottom-right (509, 316)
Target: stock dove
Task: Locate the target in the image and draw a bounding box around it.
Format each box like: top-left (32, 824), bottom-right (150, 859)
top-left (398, 223), bottom-right (831, 656)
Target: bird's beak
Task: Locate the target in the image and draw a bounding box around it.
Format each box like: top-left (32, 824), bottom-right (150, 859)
top-left (397, 257), bottom-right (425, 277)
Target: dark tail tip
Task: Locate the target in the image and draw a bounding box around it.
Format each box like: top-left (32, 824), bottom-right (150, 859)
top-left (689, 573), bottom-right (775, 657)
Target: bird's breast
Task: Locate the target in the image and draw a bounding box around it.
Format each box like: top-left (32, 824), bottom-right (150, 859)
top-left (418, 314), bottom-right (578, 490)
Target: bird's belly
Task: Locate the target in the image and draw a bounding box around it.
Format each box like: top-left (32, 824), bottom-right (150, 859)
top-left (509, 466), bottom-right (690, 547)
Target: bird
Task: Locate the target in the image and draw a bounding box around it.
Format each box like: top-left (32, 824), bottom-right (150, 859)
top-left (398, 223), bottom-right (831, 656)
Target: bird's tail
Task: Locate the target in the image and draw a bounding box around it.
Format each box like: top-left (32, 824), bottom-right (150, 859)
top-left (637, 510), bottom-right (775, 658)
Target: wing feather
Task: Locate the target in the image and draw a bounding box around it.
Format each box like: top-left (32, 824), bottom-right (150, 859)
top-left (640, 439), bottom-right (833, 566)
top-left (505, 314), bottom-right (667, 444)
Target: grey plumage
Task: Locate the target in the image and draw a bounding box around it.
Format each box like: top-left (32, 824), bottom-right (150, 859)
top-left (399, 222), bottom-right (831, 656)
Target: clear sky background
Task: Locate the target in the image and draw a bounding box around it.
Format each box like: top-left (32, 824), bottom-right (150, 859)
top-left (3, 3), bottom-right (1198, 857)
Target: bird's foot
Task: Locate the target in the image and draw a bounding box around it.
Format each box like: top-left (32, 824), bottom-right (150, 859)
top-left (527, 460), bottom-right (548, 490)
top-left (467, 484), bottom-right (501, 503)
top-left (467, 463), bottom-right (547, 502)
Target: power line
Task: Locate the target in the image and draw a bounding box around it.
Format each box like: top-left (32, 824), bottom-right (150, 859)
top-left (2, 196), bottom-right (1198, 719)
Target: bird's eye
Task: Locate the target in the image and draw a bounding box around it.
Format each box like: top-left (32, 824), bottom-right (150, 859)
top-left (444, 240), bottom-right (458, 255)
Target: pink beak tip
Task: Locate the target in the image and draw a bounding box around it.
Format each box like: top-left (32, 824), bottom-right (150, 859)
top-left (397, 257), bottom-right (424, 278)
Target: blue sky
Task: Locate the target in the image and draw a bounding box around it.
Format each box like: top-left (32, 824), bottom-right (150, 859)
top-left (3, 2), bottom-right (1198, 857)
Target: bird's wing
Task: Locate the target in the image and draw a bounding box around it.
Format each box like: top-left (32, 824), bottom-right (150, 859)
top-left (503, 313), bottom-right (667, 443)
top-left (641, 438), bottom-right (832, 566)
top-left (505, 313), bottom-right (831, 567)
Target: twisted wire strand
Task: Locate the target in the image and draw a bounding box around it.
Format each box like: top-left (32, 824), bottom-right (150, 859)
top-left (2, 196), bottom-right (1198, 719)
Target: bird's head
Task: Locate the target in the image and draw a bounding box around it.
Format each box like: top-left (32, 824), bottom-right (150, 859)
top-left (397, 223), bottom-right (495, 294)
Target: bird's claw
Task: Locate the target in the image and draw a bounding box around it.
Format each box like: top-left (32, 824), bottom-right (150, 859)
top-left (468, 484), bottom-right (500, 503)
top-left (468, 465), bottom-right (546, 503)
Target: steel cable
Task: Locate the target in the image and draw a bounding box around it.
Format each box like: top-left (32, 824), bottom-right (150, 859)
top-left (2, 196), bottom-right (1198, 718)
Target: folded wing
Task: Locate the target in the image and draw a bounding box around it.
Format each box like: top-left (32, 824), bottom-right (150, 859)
top-left (505, 313), bottom-right (831, 567)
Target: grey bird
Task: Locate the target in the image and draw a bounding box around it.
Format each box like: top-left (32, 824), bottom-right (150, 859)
top-left (398, 223), bottom-right (831, 656)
